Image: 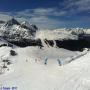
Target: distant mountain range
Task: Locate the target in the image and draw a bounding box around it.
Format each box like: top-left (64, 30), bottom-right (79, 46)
top-left (0, 17), bottom-right (90, 51)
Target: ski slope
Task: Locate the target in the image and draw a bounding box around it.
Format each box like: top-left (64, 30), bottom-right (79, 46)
top-left (0, 46), bottom-right (89, 90)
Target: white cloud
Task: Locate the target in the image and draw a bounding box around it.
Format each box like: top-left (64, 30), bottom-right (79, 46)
top-left (15, 8), bottom-right (67, 17)
top-left (33, 8), bottom-right (54, 15)
top-left (29, 16), bottom-right (64, 29)
top-left (62, 0), bottom-right (90, 14)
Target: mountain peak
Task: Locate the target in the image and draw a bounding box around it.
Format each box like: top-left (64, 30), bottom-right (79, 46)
top-left (21, 21), bottom-right (30, 27)
top-left (5, 18), bottom-right (20, 27)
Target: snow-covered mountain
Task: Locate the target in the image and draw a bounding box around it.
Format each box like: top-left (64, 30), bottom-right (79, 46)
top-left (0, 18), bottom-right (38, 42)
top-left (0, 18), bottom-right (90, 50)
top-left (0, 17), bottom-right (88, 41)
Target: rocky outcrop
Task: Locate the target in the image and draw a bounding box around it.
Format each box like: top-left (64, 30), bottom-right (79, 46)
top-left (8, 39), bottom-right (42, 47)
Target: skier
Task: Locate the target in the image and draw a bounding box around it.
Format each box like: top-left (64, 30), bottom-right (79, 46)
top-left (44, 58), bottom-right (48, 65)
top-left (35, 59), bottom-right (37, 63)
top-left (57, 59), bottom-right (62, 66)
top-left (26, 59), bottom-right (28, 62)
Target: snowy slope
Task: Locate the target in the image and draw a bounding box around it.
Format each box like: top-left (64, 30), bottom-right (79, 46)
top-left (0, 46), bottom-right (89, 90)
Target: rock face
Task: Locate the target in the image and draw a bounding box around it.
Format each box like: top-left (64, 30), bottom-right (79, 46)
top-left (9, 38), bottom-right (42, 47)
top-left (0, 20), bottom-right (5, 24)
top-left (21, 21), bottom-right (38, 35)
top-left (4, 18), bottom-right (20, 27)
top-left (40, 39), bottom-right (90, 51)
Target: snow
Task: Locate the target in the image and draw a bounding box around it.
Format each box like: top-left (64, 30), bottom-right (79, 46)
top-left (35, 28), bottom-right (90, 41)
top-left (85, 29), bottom-right (90, 34)
top-left (36, 29), bottom-right (78, 40)
top-left (0, 45), bottom-right (89, 90)
top-left (21, 21), bottom-right (31, 28)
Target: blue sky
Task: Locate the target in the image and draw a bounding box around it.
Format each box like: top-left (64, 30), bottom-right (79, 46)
top-left (0, 0), bottom-right (90, 29)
